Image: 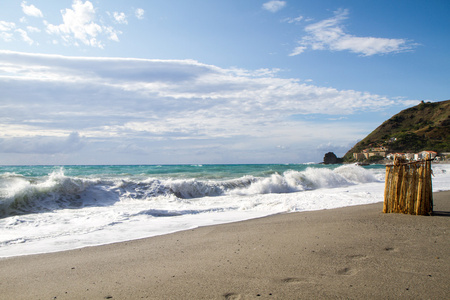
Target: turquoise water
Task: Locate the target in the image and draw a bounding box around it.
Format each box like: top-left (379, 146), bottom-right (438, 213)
top-left (0, 164), bottom-right (385, 179)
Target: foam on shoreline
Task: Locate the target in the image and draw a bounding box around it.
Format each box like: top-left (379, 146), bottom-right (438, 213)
top-left (0, 191), bottom-right (448, 299)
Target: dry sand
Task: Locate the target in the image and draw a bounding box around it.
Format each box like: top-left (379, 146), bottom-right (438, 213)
top-left (0, 191), bottom-right (449, 299)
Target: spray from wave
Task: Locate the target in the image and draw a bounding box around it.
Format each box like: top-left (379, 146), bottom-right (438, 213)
top-left (0, 165), bottom-right (380, 218)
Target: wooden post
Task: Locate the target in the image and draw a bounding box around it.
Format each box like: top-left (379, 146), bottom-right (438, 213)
top-left (406, 164), bottom-right (417, 215)
top-left (399, 164), bottom-right (408, 214)
top-left (394, 163), bottom-right (403, 213)
top-left (384, 156), bottom-right (433, 215)
top-left (415, 163), bottom-right (424, 215)
top-left (383, 165), bottom-right (391, 213)
top-left (424, 161), bottom-right (429, 215)
top-left (428, 159), bottom-right (434, 214)
top-left (423, 158), bottom-right (433, 215)
top-left (388, 164), bottom-right (398, 213)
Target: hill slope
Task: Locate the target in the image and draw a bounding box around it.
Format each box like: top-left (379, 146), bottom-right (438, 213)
top-left (343, 99), bottom-right (450, 161)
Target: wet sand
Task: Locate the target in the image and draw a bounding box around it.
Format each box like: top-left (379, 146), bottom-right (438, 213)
top-left (1, 191), bottom-right (449, 299)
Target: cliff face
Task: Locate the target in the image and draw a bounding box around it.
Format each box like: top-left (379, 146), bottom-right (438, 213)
top-left (343, 99), bottom-right (450, 161)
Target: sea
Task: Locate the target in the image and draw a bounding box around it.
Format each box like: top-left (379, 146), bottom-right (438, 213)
top-left (1, 163), bottom-right (449, 258)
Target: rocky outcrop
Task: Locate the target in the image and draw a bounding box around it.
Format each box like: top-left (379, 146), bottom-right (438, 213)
top-left (323, 152), bottom-right (343, 164)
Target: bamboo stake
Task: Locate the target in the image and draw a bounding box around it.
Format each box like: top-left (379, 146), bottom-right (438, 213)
top-left (383, 165), bottom-right (391, 213)
top-left (399, 164), bottom-right (408, 214)
top-left (416, 163), bottom-right (424, 215)
top-left (407, 164), bottom-right (417, 215)
top-left (389, 165), bottom-right (398, 213)
top-left (429, 160), bottom-right (434, 215)
top-left (423, 160), bottom-right (430, 215)
top-left (404, 165), bottom-right (411, 213)
top-left (424, 158), bottom-right (433, 215)
top-left (423, 160), bottom-right (429, 215)
top-left (394, 164), bottom-right (404, 213)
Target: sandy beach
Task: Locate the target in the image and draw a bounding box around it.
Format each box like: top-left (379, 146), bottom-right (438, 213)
top-left (1, 191), bottom-right (448, 299)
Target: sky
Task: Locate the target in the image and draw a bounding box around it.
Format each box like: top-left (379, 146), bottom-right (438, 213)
top-left (0, 0), bottom-right (449, 165)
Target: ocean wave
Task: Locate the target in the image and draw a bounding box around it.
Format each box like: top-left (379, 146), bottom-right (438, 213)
top-left (230, 165), bottom-right (379, 195)
top-left (0, 165), bottom-right (380, 218)
top-left (0, 169), bottom-right (100, 218)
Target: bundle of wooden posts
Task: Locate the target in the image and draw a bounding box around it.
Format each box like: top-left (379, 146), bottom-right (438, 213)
top-left (383, 157), bottom-right (433, 215)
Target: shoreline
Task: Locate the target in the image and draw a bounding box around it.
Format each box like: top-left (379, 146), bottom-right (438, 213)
top-left (1, 191), bottom-right (449, 299)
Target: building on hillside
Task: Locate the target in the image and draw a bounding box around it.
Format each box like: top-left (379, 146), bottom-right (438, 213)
top-left (353, 147), bottom-right (387, 160)
top-left (353, 153), bottom-right (366, 160)
top-left (371, 146), bottom-right (387, 152)
top-left (353, 148), bottom-right (441, 162)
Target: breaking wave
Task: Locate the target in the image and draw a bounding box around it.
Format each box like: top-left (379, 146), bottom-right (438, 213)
top-left (0, 165), bottom-right (380, 218)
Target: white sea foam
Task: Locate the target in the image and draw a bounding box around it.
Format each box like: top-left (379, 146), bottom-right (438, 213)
top-left (0, 164), bottom-right (448, 258)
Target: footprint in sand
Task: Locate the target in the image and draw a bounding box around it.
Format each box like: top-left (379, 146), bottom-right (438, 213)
top-left (336, 267), bottom-right (357, 276)
top-left (347, 254), bottom-right (368, 260)
top-left (223, 292), bottom-right (242, 299)
top-left (281, 277), bottom-right (312, 284)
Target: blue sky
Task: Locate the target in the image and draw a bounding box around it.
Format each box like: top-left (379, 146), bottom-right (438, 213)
top-left (0, 0), bottom-right (449, 165)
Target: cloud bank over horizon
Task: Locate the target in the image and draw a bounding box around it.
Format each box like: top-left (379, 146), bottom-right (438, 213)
top-left (0, 50), bottom-right (416, 164)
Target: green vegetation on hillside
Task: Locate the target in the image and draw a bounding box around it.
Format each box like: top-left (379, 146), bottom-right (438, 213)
top-left (343, 100), bottom-right (450, 162)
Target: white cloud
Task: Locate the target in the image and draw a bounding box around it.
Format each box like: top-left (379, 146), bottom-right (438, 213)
top-left (135, 8), bottom-right (145, 20)
top-left (262, 1), bottom-right (286, 13)
top-left (290, 9), bottom-right (414, 56)
top-left (113, 12), bottom-right (127, 24)
top-left (0, 21), bottom-right (16, 42)
top-left (282, 15), bottom-right (304, 24)
top-left (0, 32), bottom-right (13, 42)
top-left (21, 1), bottom-right (43, 18)
top-left (0, 21), bottom-right (16, 32)
top-left (27, 26), bottom-right (41, 33)
top-left (104, 26), bottom-right (121, 42)
top-left (45, 0), bottom-right (121, 48)
top-left (0, 51), bottom-right (410, 164)
top-left (0, 50), bottom-right (398, 123)
top-left (15, 28), bottom-right (34, 45)
top-left (289, 45), bottom-right (306, 56)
